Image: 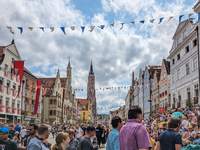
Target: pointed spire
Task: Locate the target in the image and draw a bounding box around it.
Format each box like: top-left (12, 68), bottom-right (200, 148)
top-left (89, 59), bottom-right (94, 75)
top-left (68, 57), bottom-right (71, 68)
top-left (56, 69), bottom-right (60, 78)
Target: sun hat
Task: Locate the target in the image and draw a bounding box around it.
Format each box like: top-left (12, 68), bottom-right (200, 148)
top-left (0, 127), bottom-right (9, 133)
top-left (188, 125), bottom-right (193, 129)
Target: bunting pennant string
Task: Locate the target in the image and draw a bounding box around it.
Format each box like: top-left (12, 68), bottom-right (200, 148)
top-left (50, 27), bottom-right (54, 32)
top-left (179, 15), bottom-right (184, 23)
top-left (17, 27), bottom-right (23, 34)
top-left (71, 26), bottom-right (75, 30)
top-left (130, 21), bottom-right (135, 25)
top-left (168, 16), bottom-right (174, 21)
top-left (60, 27), bottom-right (66, 35)
top-left (150, 19), bottom-right (155, 23)
top-left (99, 25), bottom-right (105, 29)
top-left (39, 27), bottom-right (45, 32)
top-left (158, 17), bottom-right (164, 24)
top-left (81, 26), bottom-right (85, 33)
top-left (110, 22), bottom-right (115, 27)
top-left (28, 27), bottom-right (33, 31)
top-left (6, 26), bottom-right (12, 33)
top-left (140, 20), bottom-right (145, 24)
top-left (89, 26), bottom-right (95, 32)
top-left (120, 23), bottom-right (125, 30)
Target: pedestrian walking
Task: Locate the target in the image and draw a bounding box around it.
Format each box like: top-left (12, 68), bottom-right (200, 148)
top-left (75, 125), bottom-right (83, 141)
top-left (155, 118), bottom-right (182, 150)
top-left (101, 126), bottom-right (106, 148)
top-left (119, 105), bottom-right (152, 150)
top-left (96, 124), bottom-right (103, 147)
top-left (66, 129), bottom-right (79, 150)
top-left (106, 116), bottom-right (122, 150)
top-left (27, 124), bottom-right (51, 150)
top-left (13, 131), bottom-right (21, 146)
top-left (52, 132), bottom-right (70, 150)
top-left (20, 126), bottom-right (26, 146)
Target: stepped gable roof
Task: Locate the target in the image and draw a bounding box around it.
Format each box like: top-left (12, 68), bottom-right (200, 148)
top-left (163, 59), bottom-right (170, 74)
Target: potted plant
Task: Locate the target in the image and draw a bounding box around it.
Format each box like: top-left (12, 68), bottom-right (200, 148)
top-left (24, 111), bottom-right (28, 117)
top-left (25, 97), bottom-right (29, 102)
top-left (32, 100), bottom-right (35, 104)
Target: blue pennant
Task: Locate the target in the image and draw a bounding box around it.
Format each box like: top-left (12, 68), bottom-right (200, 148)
top-left (17, 27), bottom-right (23, 34)
top-left (179, 15), bottom-right (184, 23)
top-left (158, 17), bottom-right (164, 24)
top-left (60, 27), bottom-right (66, 35)
top-left (120, 23), bottom-right (125, 30)
top-left (81, 26), bottom-right (85, 33)
top-left (39, 27), bottom-right (45, 32)
top-left (140, 20), bottom-right (145, 24)
top-left (98, 25), bottom-right (105, 29)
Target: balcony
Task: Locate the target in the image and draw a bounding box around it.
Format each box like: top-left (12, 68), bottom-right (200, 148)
top-left (194, 97), bottom-right (198, 105)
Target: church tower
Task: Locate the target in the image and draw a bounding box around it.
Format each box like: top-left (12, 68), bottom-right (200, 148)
top-left (66, 58), bottom-right (72, 100)
top-left (87, 60), bottom-right (97, 124)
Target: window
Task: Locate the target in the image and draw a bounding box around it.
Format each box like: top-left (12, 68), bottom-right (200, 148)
top-left (172, 59), bottom-right (175, 65)
top-left (163, 72), bottom-right (165, 79)
top-left (193, 39), bottom-right (197, 47)
top-left (83, 117), bottom-right (85, 120)
top-left (32, 105), bottom-right (34, 112)
top-left (50, 99), bottom-right (53, 104)
top-left (83, 112), bottom-right (85, 116)
top-left (172, 73), bottom-right (175, 83)
top-left (0, 96), bottom-right (2, 105)
top-left (6, 98), bottom-right (9, 106)
top-left (193, 57), bottom-right (198, 71)
top-left (12, 58), bottom-right (14, 63)
top-left (4, 64), bottom-right (8, 70)
top-left (178, 91), bottom-right (181, 102)
top-left (54, 99), bottom-right (57, 105)
top-left (187, 88), bottom-right (191, 100)
top-left (178, 37), bottom-right (181, 45)
top-left (13, 83), bottom-right (16, 90)
top-left (173, 94), bottom-right (175, 104)
top-left (177, 69), bottom-right (180, 80)
top-left (18, 85), bottom-right (20, 91)
top-left (194, 84), bottom-right (199, 97)
top-left (7, 80), bottom-right (10, 87)
top-left (25, 90), bottom-right (28, 98)
top-left (161, 75), bottom-right (163, 80)
top-left (31, 92), bottom-right (34, 99)
top-left (185, 46), bottom-right (189, 54)
top-left (50, 110), bottom-right (53, 115)
top-left (186, 63), bottom-right (190, 75)
top-left (25, 103), bottom-right (28, 111)
top-left (177, 54), bottom-right (180, 61)
top-left (12, 100), bottom-right (15, 108)
top-left (183, 30), bottom-right (187, 39)
top-left (26, 79), bottom-right (28, 85)
top-left (32, 83), bottom-right (34, 87)
top-left (165, 84), bottom-right (167, 91)
top-left (0, 77), bottom-right (4, 85)
top-left (17, 101), bottom-right (20, 109)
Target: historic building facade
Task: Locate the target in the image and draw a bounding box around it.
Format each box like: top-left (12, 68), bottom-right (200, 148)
top-left (167, 18), bottom-right (199, 108)
top-left (0, 40), bottom-right (22, 123)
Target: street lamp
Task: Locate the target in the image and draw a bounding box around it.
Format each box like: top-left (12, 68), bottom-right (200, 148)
top-left (148, 99), bottom-right (152, 117)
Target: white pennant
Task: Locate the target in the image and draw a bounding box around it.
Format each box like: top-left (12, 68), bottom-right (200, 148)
top-left (150, 19), bottom-right (155, 23)
top-left (28, 27), bottom-right (33, 31)
top-left (6, 26), bottom-right (12, 33)
top-left (89, 26), bottom-right (95, 32)
top-left (50, 27), bottom-right (54, 32)
top-left (71, 26), bottom-right (75, 30)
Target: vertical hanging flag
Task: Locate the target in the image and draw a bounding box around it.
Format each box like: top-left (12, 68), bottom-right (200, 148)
top-left (60, 27), bottom-right (66, 35)
top-left (17, 27), bottom-right (23, 34)
top-left (140, 20), bottom-right (145, 24)
top-left (110, 22), bottom-right (114, 27)
top-left (179, 15), bottom-right (184, 23)
top-left (158, 17), bottom-right (164, 24)
top-left (89, 26), bottom-right (95, 32)
top-left (14, 61), bottom-right (24, 100)
top-left (130, 21), bottom-right (135, 25)
top-left (71, 26), bottom-right (75, 30)
top-left (34, 80), bottom-right (41, 115)
top-left (39, 27), bottom-right (45, 32)
top-left (150, 19), bottom-right (155, 23)
top-left (120, 23), bottom-right (125, 30)
top-left (6, 27), bottom-right (12, 33)
top-left (50, 27), bottom-right (54, 32)
top-left (81, 26), bottom-right (85, 33)
top-left (28, 27), bottom-right (33, 31)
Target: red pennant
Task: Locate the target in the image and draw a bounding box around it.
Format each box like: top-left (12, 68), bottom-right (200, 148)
top-left (12, 108), bottom-right (16, 113)
top-left (14, 61), bottom-right (24, 100)
top-left (6, 106), bottom-right (10, 113)
top-left (18, 109), bottom-right (21, 114)
top-left (0, 105), bottom-right (3, 112)
top-left (34, 80), bottom-right (41, 115)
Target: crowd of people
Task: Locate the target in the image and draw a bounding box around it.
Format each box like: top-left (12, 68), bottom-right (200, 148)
top-left (0, 106), bottom-right (200, 150)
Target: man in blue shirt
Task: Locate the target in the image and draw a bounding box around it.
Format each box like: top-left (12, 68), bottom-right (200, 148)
top-left (106, 116), bottom-right (122, 150)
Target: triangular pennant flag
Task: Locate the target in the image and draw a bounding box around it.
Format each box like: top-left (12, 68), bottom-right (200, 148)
top-left (81, 26), bottom-right (85, 33)
top-left (60, 27), bottom-right (66, 35)
top-left (50, 27), bottom-right (54, 32)
top-left (6, 26), bottom-right (12, 33)
top-left (17, 27), bottom-right (23, 34)
top-left (71, 26), bottom-right (75, 30)
top-left (28, 27), bottom-right (33, 31)
top-left (130, 21), bottom-right (135, 25)
top-left (120, 23), bottom-right (125, 30)
top-left (150, 19), bottom-right (155, 23)
top-left (158, 17), bottom-right (164, 24)
top-left (168, 16), bottom-right (174, 21)
top-left (89, 26), bottom-right (95, 32)
top-left (110, 22), bottom-right (114, 27)
top-left (189, 13), bottom-right (193, 19)
top-left (140, 20), bottom-right (145, 24)
top-left (179, 15), bottom-right (184, 23)
top-left (39, 27), bottom-right (45, 32)
top-left (99, 25), bottom-right (105, 29)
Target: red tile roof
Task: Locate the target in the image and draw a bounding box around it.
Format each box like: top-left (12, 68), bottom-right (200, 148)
top-left (23, 67), bottom-right (37, 79)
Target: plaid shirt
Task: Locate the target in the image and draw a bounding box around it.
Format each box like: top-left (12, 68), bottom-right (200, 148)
top-left (106, 128), bottom-right (119, 150)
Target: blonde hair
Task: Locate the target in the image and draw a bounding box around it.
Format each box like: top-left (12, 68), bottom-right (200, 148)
top-left (52, 133), bottom-right (69, 150)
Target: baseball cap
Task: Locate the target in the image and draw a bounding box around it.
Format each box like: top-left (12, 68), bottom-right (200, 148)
top-left (86, 126), bottom-right (97, 132)
top-left (0, 127), bottom-right (9, 133)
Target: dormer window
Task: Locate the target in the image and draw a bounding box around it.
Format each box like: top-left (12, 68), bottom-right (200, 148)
top-left (185, 46), bottom-right (189, 54)
top-left (177, 54), bottom-right (180, 61)
top-left (193, 39), bottom-right (197, 48)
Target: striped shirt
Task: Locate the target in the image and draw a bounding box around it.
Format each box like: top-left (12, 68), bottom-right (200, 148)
top-left (106, 128), bottom-right (119, 150)
top-left (119, 119), bottom-right (152, 150)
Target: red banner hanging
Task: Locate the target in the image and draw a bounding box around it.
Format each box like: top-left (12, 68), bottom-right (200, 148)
top-left (34, 80), bottom-right (41, 115)
top-left (14, 61), bottom-right (24, 100)
top-left (12, 108), bottom-right (16, 113)
top-left (6, 107), bottom-right (10, 113)
top-left (0, 105), bottom-right (3, 112)
top-left (18, 109), bottom-right (21, 114)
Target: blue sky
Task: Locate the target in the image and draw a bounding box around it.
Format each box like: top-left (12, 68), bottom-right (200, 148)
top-left (0, 0), bottom-right (199, 114)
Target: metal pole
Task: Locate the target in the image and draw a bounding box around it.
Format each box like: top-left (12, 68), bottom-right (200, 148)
top-left (196, 26), bottom-right (200, 99)
top-left (21, 76), bottom-right (25, 124)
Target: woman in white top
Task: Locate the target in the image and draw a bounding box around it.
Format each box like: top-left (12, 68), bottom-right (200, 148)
top-left (181, 116), bottom-right (189, 130)
top-left (20, 126), bottom-right (26, 146)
